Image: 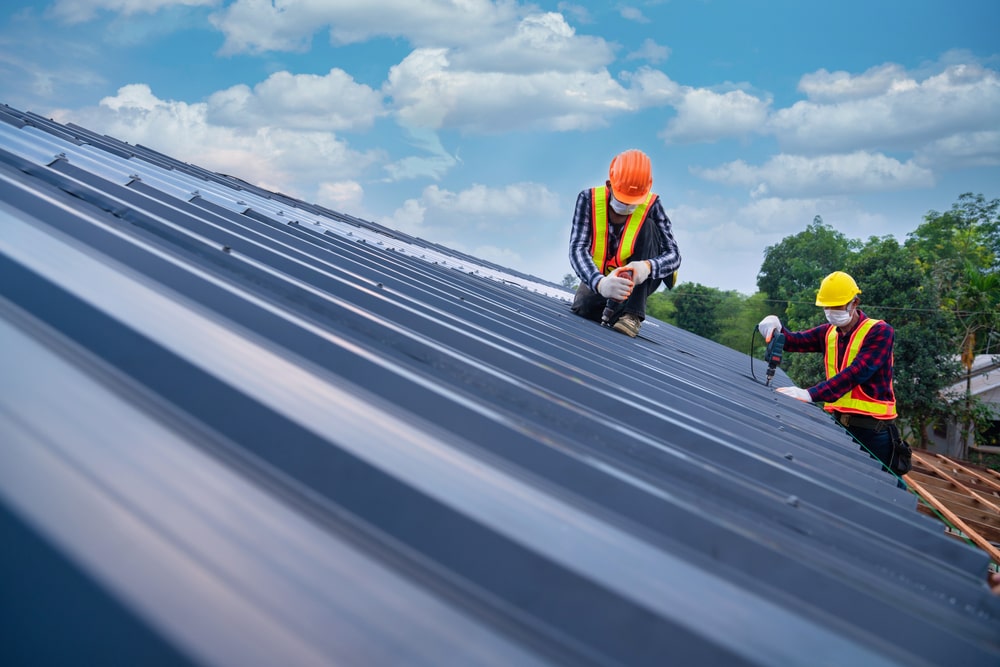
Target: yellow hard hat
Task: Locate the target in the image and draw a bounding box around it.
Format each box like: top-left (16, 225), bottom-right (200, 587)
top-left (815, 271), bottom-right (861, 307)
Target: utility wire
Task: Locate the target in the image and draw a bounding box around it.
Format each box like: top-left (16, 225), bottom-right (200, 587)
top-left (663, 291), bottom-right (1000, 317)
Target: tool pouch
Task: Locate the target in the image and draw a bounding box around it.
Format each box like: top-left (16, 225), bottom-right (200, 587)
top-left (886, 422), bottom-right (912, 476)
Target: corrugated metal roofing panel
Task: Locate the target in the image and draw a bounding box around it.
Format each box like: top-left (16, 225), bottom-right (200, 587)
top-left (2, 103), bottom-right (999, 666)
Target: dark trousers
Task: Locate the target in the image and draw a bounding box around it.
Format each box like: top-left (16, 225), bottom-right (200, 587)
top-left (570, 219), bottom-right (667, 324)
top-left (849, 425), bottom-right (908, 490)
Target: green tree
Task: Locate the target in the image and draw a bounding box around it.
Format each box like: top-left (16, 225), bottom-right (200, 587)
top-left (906, 193), bottom-right (999, 312)
top-left (673, 283), bottom-right (724, 339)
top-left (905, 193), bottom-right (1000, 453)
top-left (757, 217), bottom-right (858, 388)
top-left (561, 273), bottom-right (579, 290)
top-left (845, 236), bottom-right (958, 447)
top-left (646, 289), bottom-right (676, 323)
top-left (716, 291), bottom-right (771, 352)
top-left (949, 264), bottom-right (1000, 455)
top-left (757, 216), bottom-right (859, 327)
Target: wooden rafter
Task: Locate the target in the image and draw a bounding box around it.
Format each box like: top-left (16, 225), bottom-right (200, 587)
top-left (906, 474), bottom-right (1000, 565)
top-left (908, 450), bottom-right (1000, 565)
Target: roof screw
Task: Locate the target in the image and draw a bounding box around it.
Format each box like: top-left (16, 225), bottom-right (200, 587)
top-left (784, 453), bottom-right (794, 460)
top-left (222, 245), bottom-right (231, 253)
top-left (785, 495), bottom-right (800, 508)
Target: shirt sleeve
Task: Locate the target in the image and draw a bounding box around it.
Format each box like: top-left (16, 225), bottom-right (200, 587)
top-left (645, 198), bottom-right (681, 280)
top-left (568, 189), bottom-right (604, 292)
top-left (782, 323), bottom-right (829, 354)
top-left (808, 321), bottom-right (894, 403)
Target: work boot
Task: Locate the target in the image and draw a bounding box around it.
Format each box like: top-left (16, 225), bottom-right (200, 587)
top-left (613, 312), bottom-right (641, 338)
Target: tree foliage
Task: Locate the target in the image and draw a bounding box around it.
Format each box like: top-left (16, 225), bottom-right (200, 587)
top-left (673, 283), bottom-right (724, 339)
top-left (843, 236), bottom-right (958, 447)
top-left (757, 216), bottom-right (859, 326)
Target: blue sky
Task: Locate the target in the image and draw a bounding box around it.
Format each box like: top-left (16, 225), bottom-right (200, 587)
top-left (1, 1), bottom-right (998, 293)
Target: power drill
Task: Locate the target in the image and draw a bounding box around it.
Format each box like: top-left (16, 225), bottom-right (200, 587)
top-left (764, 331), bottom-right (785, 386)
top-left (601, 268), bottom-right (633, 327)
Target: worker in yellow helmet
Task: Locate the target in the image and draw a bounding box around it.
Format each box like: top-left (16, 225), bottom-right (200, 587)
top-left (758, 271), bottom-right (911, 487)
top-left (568, 149), bottom-right (681, 337)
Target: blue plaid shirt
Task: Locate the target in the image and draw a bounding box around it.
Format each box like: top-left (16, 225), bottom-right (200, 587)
top-left (568, 188), bottom-right (681, 292)
top-left (782, 310), bottom-right (895, 404)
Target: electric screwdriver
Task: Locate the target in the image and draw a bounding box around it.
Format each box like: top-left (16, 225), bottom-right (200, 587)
top-left (764, 331), bottom-right (785, 386)
top-left (601, 268), bottom-right (633, 327)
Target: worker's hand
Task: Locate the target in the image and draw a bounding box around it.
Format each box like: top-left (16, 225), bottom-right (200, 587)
top-left (989, 571), bottom-right (1000, 595)
top-left (597, 268), bottom-right (634, 302)
top-left (776, 386), bottom-right (812, 402)
top-left (624, 260), bottom-right (651, 285)
top-left (758, 315), bottom-right (782, 340)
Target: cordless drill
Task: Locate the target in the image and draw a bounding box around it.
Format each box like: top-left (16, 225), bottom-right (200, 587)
top-left (601, 268), bottom-right (633, 327)
top-left (764, 331), bottom-right (785, 386)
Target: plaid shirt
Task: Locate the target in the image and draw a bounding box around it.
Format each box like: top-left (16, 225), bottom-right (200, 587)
top-left (568, 188), bottom-right (681, 292)
top-left (782, 310), bottom-right (895, 404)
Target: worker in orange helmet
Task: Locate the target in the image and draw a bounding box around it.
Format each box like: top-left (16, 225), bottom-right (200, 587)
top-left (568, 149), bottom-right (681, 337)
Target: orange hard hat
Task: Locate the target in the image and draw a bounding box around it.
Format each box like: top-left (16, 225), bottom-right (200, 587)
top-left (608, 149), bottom-right (652, 205)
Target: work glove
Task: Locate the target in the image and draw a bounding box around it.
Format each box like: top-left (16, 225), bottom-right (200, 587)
top-left (597, 267), bottom-right (634, 302)
top-left (758, 315), bottom-right (782, 340)
top-left (776, 386), bottom-right (812, 402)
top-left (624, 260), bottom-right (651, 285)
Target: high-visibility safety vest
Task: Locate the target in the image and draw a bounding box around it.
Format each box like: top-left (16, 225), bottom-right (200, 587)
top-left (590, 186), bottom-right (657, 274)
top-left (822, 318), bottom-right (897, 418)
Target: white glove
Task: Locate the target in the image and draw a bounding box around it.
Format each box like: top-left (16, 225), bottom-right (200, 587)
top-left (758, 315), bottom-right (781, 340)
top-left (624, 260), bottom-right (651, 285)
top-left (776, 386), bottom-right (812, 402)
top-left (597, 267), bottom-right (634, 301)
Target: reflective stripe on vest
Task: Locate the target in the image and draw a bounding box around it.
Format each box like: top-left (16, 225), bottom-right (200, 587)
top-left (823, 318), bottom-right (897, 418)
top-left (590, 187), bottom-right (657, 274)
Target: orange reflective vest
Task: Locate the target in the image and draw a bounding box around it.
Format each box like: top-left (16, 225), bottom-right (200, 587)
top-left (822, 318), bottom-right (897, 418)
top-left (590, 186), bottom-right (657, 274)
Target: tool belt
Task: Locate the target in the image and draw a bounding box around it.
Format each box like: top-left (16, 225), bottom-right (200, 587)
top-left (834, 412), bottom-right (912, 476)
top-left (835, 411), bottom-right (891, 431)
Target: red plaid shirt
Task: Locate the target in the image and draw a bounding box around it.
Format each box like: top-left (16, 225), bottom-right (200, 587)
top-left (781, 310), bottom-right (895, 404)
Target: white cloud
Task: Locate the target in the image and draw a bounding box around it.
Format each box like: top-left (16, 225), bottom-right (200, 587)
top-left (316, 181), bottom-right (365, 211)
top-left (206, 69), bottom-right (385, 132)
top-left (770, 61), bottom-right (1000, 153)
top-left (385, 48), bottom-right (637, 132)
top-left (618, 7), bottom-right (649, 23)
top-left (381, 181), bottom-right (563, 275)
top-left (668, 198), bottom-right (890, 293)
top-left (383, 128), bottom-right (459, 181)
top-left (661, 87), bottom-right (771, 143)
top-left (210, 0), bottom-right (522, 55)
top-left (914, 130), bottom-right (1000, 169)
top-left (797, 63), bottom-right (911, 103)
top-left (448, 12), bottom-right (614, 73)
top-left (211, 3), bottom-right (658, 136)
top-left (693, 151), bottom-right (935, 197)
top-left (53, 84), bottom-right (383, 200)
top-left (626, 38), bottom-right (670, 64)
top-left (624, 67), bottom-right (683, 105)
top-left (48, 0), bottom-right (216, 24)
top-left (556, 2), bottom-right (592, 25)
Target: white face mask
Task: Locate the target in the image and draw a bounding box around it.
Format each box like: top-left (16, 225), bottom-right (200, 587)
top-left (824, 306), bottom-right (853, 327)
top-left (609, 196), bottom-right (637, 215)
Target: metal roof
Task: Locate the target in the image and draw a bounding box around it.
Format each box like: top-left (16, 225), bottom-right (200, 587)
top-left (1, 103), bottom-right (998, 666)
